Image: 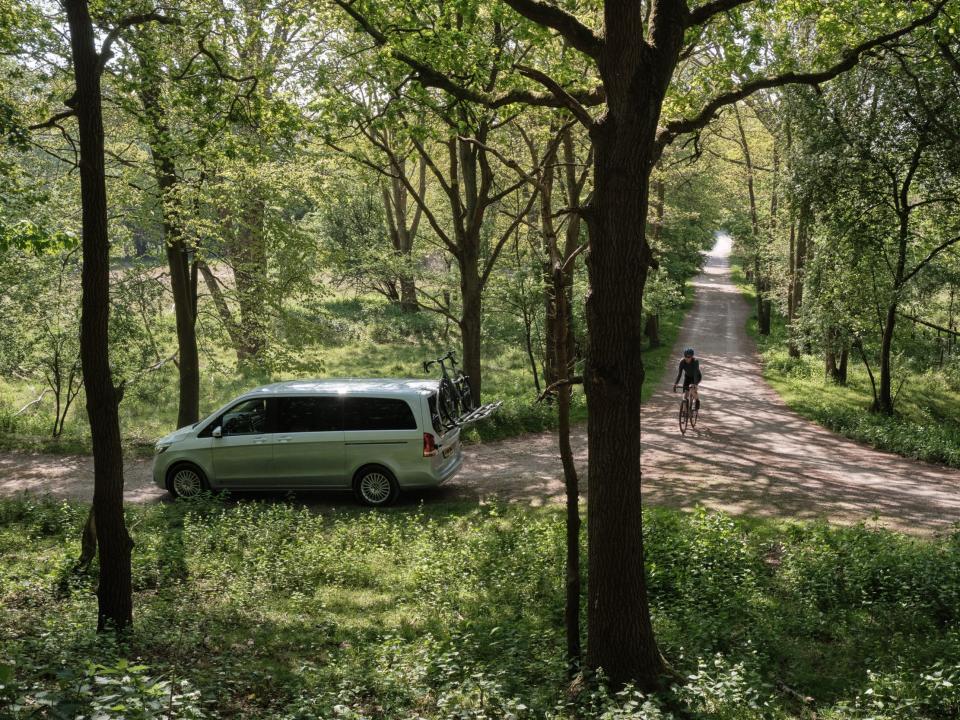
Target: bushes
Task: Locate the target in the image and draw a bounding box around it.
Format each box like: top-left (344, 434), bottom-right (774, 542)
top-left (2, 497), bottom-right (959, 718)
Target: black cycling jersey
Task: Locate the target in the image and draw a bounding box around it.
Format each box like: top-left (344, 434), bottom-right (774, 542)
top-left (674, 358), bottom-right (702, 389)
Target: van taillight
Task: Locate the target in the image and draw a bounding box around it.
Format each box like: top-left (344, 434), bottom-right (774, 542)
top-left (423, 433), bottom-right (438, 457)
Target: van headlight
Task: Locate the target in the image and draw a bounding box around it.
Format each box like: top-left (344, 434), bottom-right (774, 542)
top-left (155, 443), bottom-right (171, 455)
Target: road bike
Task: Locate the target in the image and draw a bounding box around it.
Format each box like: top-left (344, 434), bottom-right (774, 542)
top-left (675, 384), bottom-right (699, 435)
top-left (423, 351), bottom-right (475, 426)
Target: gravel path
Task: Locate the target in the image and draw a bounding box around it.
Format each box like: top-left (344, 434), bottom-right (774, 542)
top-left (3, 236), bottom-right (959, 533)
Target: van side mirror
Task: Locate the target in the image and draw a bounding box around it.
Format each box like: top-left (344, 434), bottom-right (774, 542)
top-left (212, 426), bottom-right (223, 439)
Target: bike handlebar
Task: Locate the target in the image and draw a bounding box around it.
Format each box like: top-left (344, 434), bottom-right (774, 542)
top-left (424, 351), bottom-right (459, 375)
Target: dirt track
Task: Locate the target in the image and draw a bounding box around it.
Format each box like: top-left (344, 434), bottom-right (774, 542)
top-left (3, 236), bottom-right (959, 533)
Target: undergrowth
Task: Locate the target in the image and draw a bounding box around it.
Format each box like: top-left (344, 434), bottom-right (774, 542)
top-left (2, 496), bottom-right (959, 718)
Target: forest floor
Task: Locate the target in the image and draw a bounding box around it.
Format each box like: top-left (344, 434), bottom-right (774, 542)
top-left (2, 237), bottom-right (959, 534)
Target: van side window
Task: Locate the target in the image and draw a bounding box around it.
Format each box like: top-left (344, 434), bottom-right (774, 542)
top-left (344, 397), bottom-right (416, 431)
top-left (220, 398), bottom-right (269, 436)
top-left (278, 396), bottom-right (342, 433)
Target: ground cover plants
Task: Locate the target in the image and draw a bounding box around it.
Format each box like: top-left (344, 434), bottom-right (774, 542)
top-left (2, 494), bottom-right (958, 719)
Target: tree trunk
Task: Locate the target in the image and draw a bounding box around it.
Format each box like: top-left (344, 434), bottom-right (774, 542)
top-left (459, 253), bottom-right (483, 406)
top-left (231, 196), bottom-right (268, 363)
top-left (838, 346), bottom-right (848, 384)
top-left (877, 303), bottom-right (897, 414)
top-left (644, 313), bottom-right (660, 348)
top-left (65, 0), bottom-right (133, 632)
top-left (381, 155), bottom-right (424, 313)
top-left (539, 139), bottom-right (560, 386)
top-left (399, 277), bottom-right (418, 313)
top-left (553, 261), bottom-right (581, 673)
top-left (825, 348), bottom-right (839, 380)
top-left (583, 110), bottom-right (664, 689)
top-left (135, 54), bottom-right (200, 427)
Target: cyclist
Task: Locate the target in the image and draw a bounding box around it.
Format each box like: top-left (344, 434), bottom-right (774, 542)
top-left (672, 348), bottom-right (702, 410)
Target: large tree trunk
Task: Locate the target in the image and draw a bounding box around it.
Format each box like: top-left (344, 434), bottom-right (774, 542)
top-left (136, 54), bottom-right (200, 427)
top-left (65, 0), bottom-right (133, 632)
top-left (583, 104), bottom-right (665, 691)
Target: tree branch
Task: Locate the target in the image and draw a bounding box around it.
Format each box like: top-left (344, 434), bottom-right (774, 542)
top-left (97, 12), bottom-right (179, 75)
top-left (515, 64), bottom-right (596, 127)
top-left (902, 234), bottom-right (960, 285)
top-left (28, 109), bottom-right (76, 131)
top-left (686, 0), bottom-right (753, 27)
top-left (501, 0), bottom-right (603, 58)
top-left (537, 375), bottom-right (583, 402)
top-left (331, 0), bottom-right (603, 111)
top-left (659, 0), bottom-right (948, 146)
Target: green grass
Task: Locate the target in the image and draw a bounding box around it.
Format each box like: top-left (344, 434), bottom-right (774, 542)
top-left (730, 258), bottom-right (960, 468)
top-left (2, 495), bottom-right (959, 718)
top-left (0, 288), bottom-right (693, 455)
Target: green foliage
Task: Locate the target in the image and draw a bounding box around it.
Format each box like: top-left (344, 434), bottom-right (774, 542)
top-left (732, 258), bottom-right (960, 467)
top-left (2, 496), bottom-right (959, 718)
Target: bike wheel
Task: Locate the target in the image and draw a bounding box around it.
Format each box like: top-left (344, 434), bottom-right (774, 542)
top-left (438, 378), bottom-right (460, 425)
top-left (678, 400), bottom-right (689, 434)
top-left (456, 374), bottom-right (476, 412)
top-left (690, 404), bottom-right (699, 428)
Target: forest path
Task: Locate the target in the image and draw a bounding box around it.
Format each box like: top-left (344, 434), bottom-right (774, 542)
top-left (2, 236), bottom-right (960, 533)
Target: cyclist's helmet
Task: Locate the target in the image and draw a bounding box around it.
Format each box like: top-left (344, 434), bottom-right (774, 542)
top-left (683, 348), bottom-right (695, 357)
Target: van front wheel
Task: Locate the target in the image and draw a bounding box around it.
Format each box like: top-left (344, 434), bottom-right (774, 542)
top-left (353, 466), bottom-right (399, 507)
top-left (167, 463), bottom-right (208, 499)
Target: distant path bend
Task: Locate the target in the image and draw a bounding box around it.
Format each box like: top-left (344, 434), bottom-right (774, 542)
top-left (2, 236), bottom-right (959, 533)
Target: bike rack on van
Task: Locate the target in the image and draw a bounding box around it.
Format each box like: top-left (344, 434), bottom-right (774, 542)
top-left (423, 350), bottom-right (504, 429)
top-left (453, 400), bottom-right (503, 428)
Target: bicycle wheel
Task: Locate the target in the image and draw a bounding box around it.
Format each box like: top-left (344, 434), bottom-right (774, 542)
top-left (438, 378), bottom-right (460, 425)
top-left (678, 400), bottom-right (689, 434)
top-left (456, 373), bottom-right (476, 412)
top-left (690, 403), bottom-right (699, 428)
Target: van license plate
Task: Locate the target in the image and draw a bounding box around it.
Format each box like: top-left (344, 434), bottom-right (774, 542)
top-left (443, 444), bottom-right (455, 458)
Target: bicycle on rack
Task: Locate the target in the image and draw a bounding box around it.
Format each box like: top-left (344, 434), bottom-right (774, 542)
top-left (674, 384), bottom-right (699, 435)
top-left (423, 351), bottom-right (475, 426)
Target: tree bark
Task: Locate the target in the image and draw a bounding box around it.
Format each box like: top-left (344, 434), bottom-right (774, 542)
top-left (553, 260), bottom-right (581, 673)
top-left (135, 51), bottom-right (200, 427)
top-left (788, 199), bottom-right (812, 357)
top-left (381, 150), bottom-right (424, 313)
top-left (877, 302), bottom-right (898, 414)
top-left (734, 104), bottom-right (771, 336)
top-left (459, 248), bottom-right (483, 405)
top-left (644, 313), bottom-right (660, 348)
top-left (64, 0), bottom-right (133, 632)
top-left (231, 194), bottom-right (268, 363)
top-left (581, 3), bottom-right (686, 679)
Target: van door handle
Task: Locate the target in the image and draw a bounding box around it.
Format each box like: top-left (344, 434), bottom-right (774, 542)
top-left (277, 435), bottom-right (293, 443)
top-left (253, 436), bottom-right (270, 445)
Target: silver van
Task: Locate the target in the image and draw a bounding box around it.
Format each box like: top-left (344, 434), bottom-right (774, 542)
top-left (152, 379), bottom-right (463, 506)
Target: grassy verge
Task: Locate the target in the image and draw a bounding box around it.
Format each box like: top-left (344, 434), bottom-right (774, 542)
top-left (730, 257), bottom-right (960, 467)
top-left (0, 286), bottom-right (695, 454)
top-left (2, 495), bottom-right (959, 718)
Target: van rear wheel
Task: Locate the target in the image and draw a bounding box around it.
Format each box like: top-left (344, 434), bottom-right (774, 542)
top-left (353, 466), bottom-right (399, 507)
